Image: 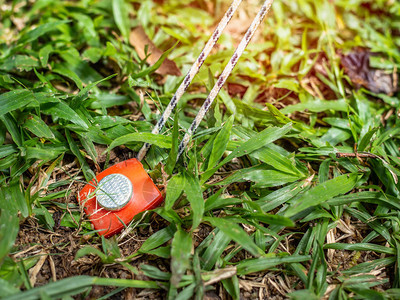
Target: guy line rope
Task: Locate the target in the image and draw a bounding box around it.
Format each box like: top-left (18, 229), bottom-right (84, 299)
top-left (137, 0), bottom-right (274, 162)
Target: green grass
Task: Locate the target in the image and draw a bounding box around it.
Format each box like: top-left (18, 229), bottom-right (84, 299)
top-left (0, 0), bottom-right (400, 299)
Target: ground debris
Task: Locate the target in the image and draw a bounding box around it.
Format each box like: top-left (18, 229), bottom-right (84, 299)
top-left (340, 49), bottom-right (397, 96)
top-left (129, 26), bottom-right (181, 77)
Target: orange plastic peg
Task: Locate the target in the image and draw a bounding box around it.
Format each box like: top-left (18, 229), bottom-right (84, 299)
top-left (78, 158), bottom-right (163, 237)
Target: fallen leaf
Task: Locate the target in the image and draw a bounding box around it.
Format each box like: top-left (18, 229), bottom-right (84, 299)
top-left (29, 251), bottom-right (48, 287)
top-left (228, 82), bottom-right (248, 98)
top-left (129, 26), bottom-right (181, 76)
top-left (341, 49), bottom-right (396, 96)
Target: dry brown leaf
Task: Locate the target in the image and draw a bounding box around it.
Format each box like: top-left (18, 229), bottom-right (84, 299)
top-left (129, 26), bottom-right (181, 76)
top-left (204, 267), bottom-right (237, 286)
top-left (341, 49), bottom-right (397, 96)
top-left (48, 254), bottom-right (57, 282)
top-left (326, 228), bottom-right (336, 261)
top-left (228, 82), bottom-right (248, 98)
top-left (29, 251), bottom-right (48, 287)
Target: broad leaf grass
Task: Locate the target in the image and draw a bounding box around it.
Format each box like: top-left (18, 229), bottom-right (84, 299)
top-left (0, 0), bottom-right (400, 299)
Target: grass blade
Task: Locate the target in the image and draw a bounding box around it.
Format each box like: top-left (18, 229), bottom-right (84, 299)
top-left (204, 217), bottom-right (264, 258)
top-left (324, 243), bottom-right (395, 255)
top-left (18, 20), bottom-right (69, 45)
top-left (207, 115), bottom-right (234, 169)
top-left (6, 276), bottom-right (160, 300)
top-left (237, 254), bottom-right (311, 275)
top-left (137, 225), bottom-right (176, 255)
top-left (202, 123), bottom-right (292, 183)
top-left (285, 173), bottom-right (360, 217)
top-left (112, 0), bottom-right (130, 41)
top-left (0, 90), bottom-right (33, 116)
top-left (171, 227), bottom-right (192, 287)
top-left (165, 173), bottom-right (185, 211)
top-left (107, 132), bottom-right (172, 152)
top-left (184, 172), bottom-right (204, 230)
top-left (0, 210), bottom-right (19, 263)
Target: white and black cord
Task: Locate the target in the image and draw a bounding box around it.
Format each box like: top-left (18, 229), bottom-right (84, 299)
top-left (137, 0), bottom-right (274, 162)
top-left (137, 0), bottom-right (243, 161)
